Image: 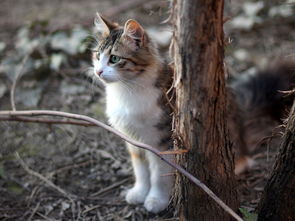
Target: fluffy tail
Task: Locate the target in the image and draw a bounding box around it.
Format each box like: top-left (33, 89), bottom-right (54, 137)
top-left (230, 61), bottom-right (295, 174)
top-left (231, 61), bottom-right (295, 122)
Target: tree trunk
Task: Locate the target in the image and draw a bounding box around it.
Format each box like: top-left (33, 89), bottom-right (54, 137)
top-left (257, 103), bottom-right (295, 221)
top-left (171, 0), bottom-right (238, 220)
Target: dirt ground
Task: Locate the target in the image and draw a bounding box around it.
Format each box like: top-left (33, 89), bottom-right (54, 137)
top-left (0, 0), bottom-right (294, 220)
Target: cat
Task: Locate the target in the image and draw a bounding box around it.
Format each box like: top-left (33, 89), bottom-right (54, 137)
top-left (91, 14), bottom-right (174, 213)
top-left (229, 61), bottom-right (295, 157)
top-left (91, 14), bottom-right (295, 213)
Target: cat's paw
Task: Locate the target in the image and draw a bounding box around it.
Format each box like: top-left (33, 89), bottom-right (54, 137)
top-left (144, 195), bottom-right (169, 213)
top-left (125, 186), bottom-right (149, 204)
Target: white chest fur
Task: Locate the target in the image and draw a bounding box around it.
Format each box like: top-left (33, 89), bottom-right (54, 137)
top-left (105, 81), bottom-right (162, 145)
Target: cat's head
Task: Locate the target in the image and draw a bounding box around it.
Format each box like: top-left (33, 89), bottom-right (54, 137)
top-left (92, 14), bottom-right (159, 84)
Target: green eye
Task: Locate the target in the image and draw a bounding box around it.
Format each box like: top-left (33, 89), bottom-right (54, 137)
top-left (96, 52), bottom-right (100, 60)
top-left (110, 55), bottom-right (121, 64)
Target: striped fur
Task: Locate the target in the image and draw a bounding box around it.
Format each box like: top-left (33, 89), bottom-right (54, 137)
top-left (92, 15), bottom-right (173, 213)
top-left (91, 13), bottom-right (295, 213)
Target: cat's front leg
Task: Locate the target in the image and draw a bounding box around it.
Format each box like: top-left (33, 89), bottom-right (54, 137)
top-left (125, 143), bottom-right (150, 204)
top-left (144, 152), bottom-right (174, 213)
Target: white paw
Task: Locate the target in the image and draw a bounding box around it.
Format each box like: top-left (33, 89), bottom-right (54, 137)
top-left (144, 195), bottom-right (169, 213)
top-left (125, 186), bottom-right (149, 204)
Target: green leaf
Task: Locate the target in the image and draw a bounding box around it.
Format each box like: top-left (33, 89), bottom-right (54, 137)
top-left (6, 181), bottom-right (24, 195)
top-left (239, 207), bottom-right (258, 221)
top-left (0, 162), bottom-right (5, 178)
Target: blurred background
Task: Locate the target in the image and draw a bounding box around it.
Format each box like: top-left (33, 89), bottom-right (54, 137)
top-left (0, 0), bottom-right (294, 220)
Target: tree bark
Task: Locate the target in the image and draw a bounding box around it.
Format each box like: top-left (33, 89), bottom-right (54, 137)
top-left (257, 103), bottom-right (295, 221)
top-left (171, 0), bottom-right (238, 220)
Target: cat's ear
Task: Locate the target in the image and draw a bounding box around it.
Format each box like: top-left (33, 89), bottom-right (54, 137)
top-left (123, 19), bottom-right (145, 49)
top-left (94, 13), bottom-right (118, 35)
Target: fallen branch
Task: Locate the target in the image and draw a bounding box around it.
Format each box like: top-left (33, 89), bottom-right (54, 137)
top-left (0, 116), bottom-right (95, 127)
top-left (10, 52), bottom-right (31, 111)
top-left (91, 178), bottom-right (130, 197)
top-left (10, 44), bottom-right (46, 111)
top-left (27, 202), bottom-right (40, 221)
top-left (0, 110), bottom-right (243, 221)
top-left (15, 152), bottom-right (75, 201)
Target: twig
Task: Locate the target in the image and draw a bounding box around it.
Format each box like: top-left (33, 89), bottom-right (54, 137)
top-left (82, 205), bottom-right (102, 214)
top-left (36, 212), bottom-right (54, 221)
top-left (14, 152), bottom-right (74, 201)
top-left (82, 202), bottom-right (126, 214)
top-left (1, 110), bottom-right (243, 221)
top-left (0, 116), bottom-right (95, 127)
top-left (27, 202), bottom-right (40, 221)
top-left (91, 178), bottom-right (130, 197)
top-left (159, 149), bottom-right (188, 155)
top-left (162, 88), bottom-right (177, 114)
top-left (10, 53), bottom-right (30, 111)
top-left (46, 160), bottom-right (94, 178)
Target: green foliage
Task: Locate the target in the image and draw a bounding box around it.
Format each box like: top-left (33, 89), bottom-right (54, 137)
top-left (0, 21), bottom-right (90, 82)
top-left (50, 27), bottom-right (89, 55)
top-left (5, 181), bottom-right (24, 195)
top-left (230, 0), bottom-right (295, 30)
top-left (239, 207), bottom-right (258, 221)
top-left (0, 162), bottom-right (5, 178)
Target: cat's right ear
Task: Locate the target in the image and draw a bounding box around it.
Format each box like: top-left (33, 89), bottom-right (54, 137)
top-left (94, 13), bottom-right (118, 36)
top-left (123, 19), bottom-right (145, 50)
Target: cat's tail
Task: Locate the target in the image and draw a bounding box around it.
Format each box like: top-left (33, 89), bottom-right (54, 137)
top-left (231, 60), bottom-right (295, 122)
top-left (230, 60), bottom-right (295, 174)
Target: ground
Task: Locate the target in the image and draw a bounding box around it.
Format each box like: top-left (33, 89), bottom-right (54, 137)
top-left (0, 0), bottom-right (294, 220)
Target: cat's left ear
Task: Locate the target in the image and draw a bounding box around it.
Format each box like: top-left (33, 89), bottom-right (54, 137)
top-left (94, 13), bottom-right (118, 36)
top-left (123, 19), bottom-right (145, 49)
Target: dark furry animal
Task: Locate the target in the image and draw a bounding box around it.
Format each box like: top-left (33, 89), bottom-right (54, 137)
top-left (229, 61), bottom-right (295, 173)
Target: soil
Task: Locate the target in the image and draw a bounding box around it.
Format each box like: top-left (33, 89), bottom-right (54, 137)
top-left (0, 0), bottom-right (294, 220)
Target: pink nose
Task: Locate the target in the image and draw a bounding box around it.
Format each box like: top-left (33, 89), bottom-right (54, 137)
top-left (96, 70), bottom-right (103, 76)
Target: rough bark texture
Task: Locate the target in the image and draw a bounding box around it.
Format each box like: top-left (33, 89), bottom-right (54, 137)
top-left (257, 103), bottom-right (295, 221)
top-left (171, 0), bottom-right (238, 220)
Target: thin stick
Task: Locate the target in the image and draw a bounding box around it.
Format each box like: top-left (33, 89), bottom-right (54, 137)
top-left (15, 152), bottom-right (74, 201)
top-left (0, 116), bottom-right (95, 127)
top-left (10, 54), bottom-right (30, 111)
top-left (159, 149), bottom-right (188, 155)
top-left (91, 178), bottom-right (130, 197)
top-left (27, 202), bottom-right (40, 221)
top-left (35, 212), bottom-right (53, 221)
top-left (1, 110), bottom-right (243, 221)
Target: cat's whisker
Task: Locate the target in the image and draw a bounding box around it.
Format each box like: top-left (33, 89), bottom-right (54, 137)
top-left (119, 77), bottom-right (146, 90)
top-left (118, 78), bottom-right (134, 95)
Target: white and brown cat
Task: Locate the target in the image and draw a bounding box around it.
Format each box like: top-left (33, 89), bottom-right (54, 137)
top-left (91, 14), bottom-right (295, 213)
top-left (91, 14), bottom-right (174, 213)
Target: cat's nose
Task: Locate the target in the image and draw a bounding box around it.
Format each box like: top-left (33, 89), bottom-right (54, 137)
top-left (96, 70), bottom-right (103, 76)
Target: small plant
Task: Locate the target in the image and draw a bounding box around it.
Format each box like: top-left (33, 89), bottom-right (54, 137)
top-left (239, 207), bottom-right (258, 221)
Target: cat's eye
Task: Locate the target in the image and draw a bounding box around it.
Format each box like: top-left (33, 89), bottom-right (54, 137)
top-left (96, 52), bottom-right (100, 60)
top-left (110, 55), bottom-right (121, 64)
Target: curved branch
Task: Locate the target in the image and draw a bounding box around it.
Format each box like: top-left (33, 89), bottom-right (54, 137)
top-left (10, 53), bottom-right (30, 111)
top-left (0, 110), bottom-right (243, 221)
top-left (0, 116), bottom-right (95, 127)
